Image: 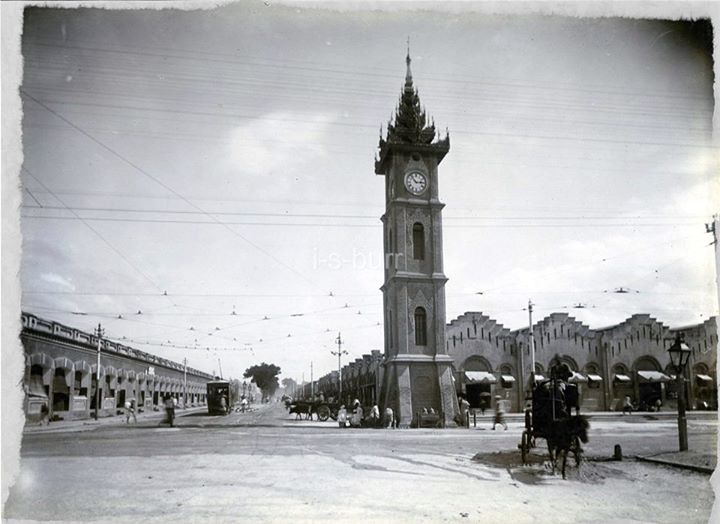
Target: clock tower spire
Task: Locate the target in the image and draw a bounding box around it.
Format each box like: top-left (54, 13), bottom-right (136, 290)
top-left (376, 50), bottom-right (457, 427)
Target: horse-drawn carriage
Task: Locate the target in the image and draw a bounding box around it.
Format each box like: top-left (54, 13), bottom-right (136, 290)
top-left (519, 362), bottom-right (590, 478)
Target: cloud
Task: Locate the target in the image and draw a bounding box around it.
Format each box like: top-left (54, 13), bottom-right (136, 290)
top-left (39, 273), bottom-right (75, 291)
top-left (224, 112), bottom-right (333, 176)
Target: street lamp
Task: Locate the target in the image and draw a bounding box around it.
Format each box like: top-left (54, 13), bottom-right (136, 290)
top-left (668, 333), bottom-right (691, 451)
top-left (242, 381), bottom-right (247, 398)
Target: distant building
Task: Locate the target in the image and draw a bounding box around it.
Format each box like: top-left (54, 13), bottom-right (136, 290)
top-left (318, 313), bottom-right (716, 415)
top-left (21, 312), bottom-right (214, 423)
top-left (446, 312), bottom-right (717, 413)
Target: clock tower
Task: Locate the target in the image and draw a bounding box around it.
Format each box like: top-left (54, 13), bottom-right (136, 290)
top-left (376, 50), bottom-right (458, 427)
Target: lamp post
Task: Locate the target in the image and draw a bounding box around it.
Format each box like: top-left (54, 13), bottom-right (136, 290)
top-left (668, 333), bottom-right (691, 452)
top-left (242, 381), bottom-right (247, 398)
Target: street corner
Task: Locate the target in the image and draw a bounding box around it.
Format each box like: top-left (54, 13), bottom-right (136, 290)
top-left (638, 451), bottom-right (716, 474)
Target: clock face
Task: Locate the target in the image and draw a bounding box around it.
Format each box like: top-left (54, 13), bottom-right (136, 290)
top-left (404, 171), bottom-right (428, 195)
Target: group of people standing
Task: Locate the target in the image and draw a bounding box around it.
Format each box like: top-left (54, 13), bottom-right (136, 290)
top-left (336, 400), bottom-right (395, 428)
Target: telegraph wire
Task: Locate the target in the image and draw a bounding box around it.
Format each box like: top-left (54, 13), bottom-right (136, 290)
top-left (25, 39), bottom-right (709, 102)
top-left (18, 204), bottom-right (707, 222)
top-left (20, 215), bottom-right (704, 228)
top-left (26, 95), bottom-right (713, 151)
top-left (21, 166), bottom-right (170, 297)
top-left (20, 89), bottom-right (330, 295)
top-left (23, 68), bottom-right (710, 123)
top-left (23, 86), bottom-right (712, 136)
top-left (23, 187), bottom-right (43, 207)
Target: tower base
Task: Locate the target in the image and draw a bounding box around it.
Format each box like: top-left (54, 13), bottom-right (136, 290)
top-left (380, 355), bottom-right (458, 428)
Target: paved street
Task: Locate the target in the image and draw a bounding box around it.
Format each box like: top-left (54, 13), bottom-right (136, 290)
top-left (4, 403), bottom-right (716, 523)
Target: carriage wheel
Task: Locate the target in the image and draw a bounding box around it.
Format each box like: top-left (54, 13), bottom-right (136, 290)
top-left (316, 405), bottom-right (330, 422)
top-left (521, 431), bottom-right (530, 464)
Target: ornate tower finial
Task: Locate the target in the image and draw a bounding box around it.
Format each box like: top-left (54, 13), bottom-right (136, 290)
top-left (405, 37), bottom-right (413, 89)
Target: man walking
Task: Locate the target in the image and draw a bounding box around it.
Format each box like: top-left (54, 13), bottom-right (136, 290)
top-left (622, 395), bottom-right (633, 415)
top-left (125, 399), bottom-right (137, 424)
top-left (492, 396), bottom-right (507, 430)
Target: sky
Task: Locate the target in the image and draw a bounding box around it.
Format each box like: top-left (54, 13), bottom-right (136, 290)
top-left (15, 3), bottom-right (719, 385)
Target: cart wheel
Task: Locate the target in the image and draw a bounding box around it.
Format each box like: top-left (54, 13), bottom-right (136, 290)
top-left (521, 431), bottom-right (529, 464)
top-left (317, 405), bottom-right (330, 422)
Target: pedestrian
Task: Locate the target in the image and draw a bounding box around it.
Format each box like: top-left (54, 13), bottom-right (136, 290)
top-left (241, 396), bottom-right (248, 413)
top-left (40, 403), bottom-right (50, 426)
top-left (384, 407), bottom-right (395, 429)
top-left (622, 395), bottom-right (633, 415)
top-left (337, 405), bottom-right (348, 428)
top-left (164, 394), bottom-right (175, 426)
top-left (655, 398), bottom-right (662, 412)
top-left (350, 399), bottom-right (363, 427)
top-left (492, 396), bottom-right (507, 430)
top-left (125, 399), bottom-right (137, 424)
top-left (459, 396), bottom-right (470, 427)
top-left (368, 404), bottom-right (380, 427)
top-left (220, 395), bottom-right (228, 415)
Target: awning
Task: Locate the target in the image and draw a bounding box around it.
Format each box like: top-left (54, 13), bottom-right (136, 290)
top-left (27, 375), bottom-right (48, 397)
top-left (587, 374), bottom-right (603, 382)
top-left (696, 374), bottom-right (714, 383)
top-left (637, 371), bottom-right (671, 383)
top-left (465, 371), bottom-right (497, 384)
top-left (614, 374), bottom-right (632, 382)
top-left (569, 372), bottom-right (587, 383)
top-left (500, 375), bottom-right (515, 383)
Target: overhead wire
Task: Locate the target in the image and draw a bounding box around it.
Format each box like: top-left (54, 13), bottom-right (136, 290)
top-left (23, 40), bottom-right (710, 108)
top-left (21, 166), bottom-right (170, 296)
top-left (24, 37), bottom-right (709, 100)
top-left (20, 88), bottom-right (331, 295)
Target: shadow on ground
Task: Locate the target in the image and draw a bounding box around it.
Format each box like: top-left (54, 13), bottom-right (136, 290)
top-left (472, 449), bottom-right (631, 485)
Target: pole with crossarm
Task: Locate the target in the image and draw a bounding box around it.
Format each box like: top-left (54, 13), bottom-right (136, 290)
top-left (94, 323), bottom-right (104, 420)
top-left (331, 332), bottom-right (348, 401)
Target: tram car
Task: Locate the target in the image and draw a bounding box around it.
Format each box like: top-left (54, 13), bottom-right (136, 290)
top-left (206, 380), bottom-right (232, 415)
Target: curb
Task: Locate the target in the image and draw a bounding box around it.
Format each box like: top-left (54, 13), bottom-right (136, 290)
top-left (23, 407), bottom-right (208, 434)
top-left (636, 455), bottom-right (715, 474)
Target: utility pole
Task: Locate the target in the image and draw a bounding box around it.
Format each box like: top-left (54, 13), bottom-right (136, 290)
top-left (310, 361), bottom-right (314, 399)
top-left (528, 300), bottom-right (536, 386)
top-left (94, 323), bottom-right (104, 421)
top-left (217, 358), bottom-right (223, 380)
top-left (331, 332), bottom-right (348, 401)
top-left (183, 358), bottom-right (188, 409)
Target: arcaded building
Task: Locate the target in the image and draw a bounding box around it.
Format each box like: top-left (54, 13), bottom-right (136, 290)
top-left (446, 311), bottom-right (717, 413)
top-left (21, 312), bottom-right (214, 423)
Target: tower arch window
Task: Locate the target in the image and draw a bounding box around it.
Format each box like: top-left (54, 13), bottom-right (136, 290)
top-left (414, 307), bottom-right (427, 346)
top-left (412, 223), bottom-right (425, 260)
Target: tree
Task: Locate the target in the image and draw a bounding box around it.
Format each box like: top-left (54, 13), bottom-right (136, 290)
top-left (243, 363), bottom-right (281, 401)
top-left (281, 377), bottom-right (297, 397)
top-left (229, 379), bottom-right (242, 404)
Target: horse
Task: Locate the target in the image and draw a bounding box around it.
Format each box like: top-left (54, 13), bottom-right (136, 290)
top-left (546, 415), bottom-right (590, 479)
